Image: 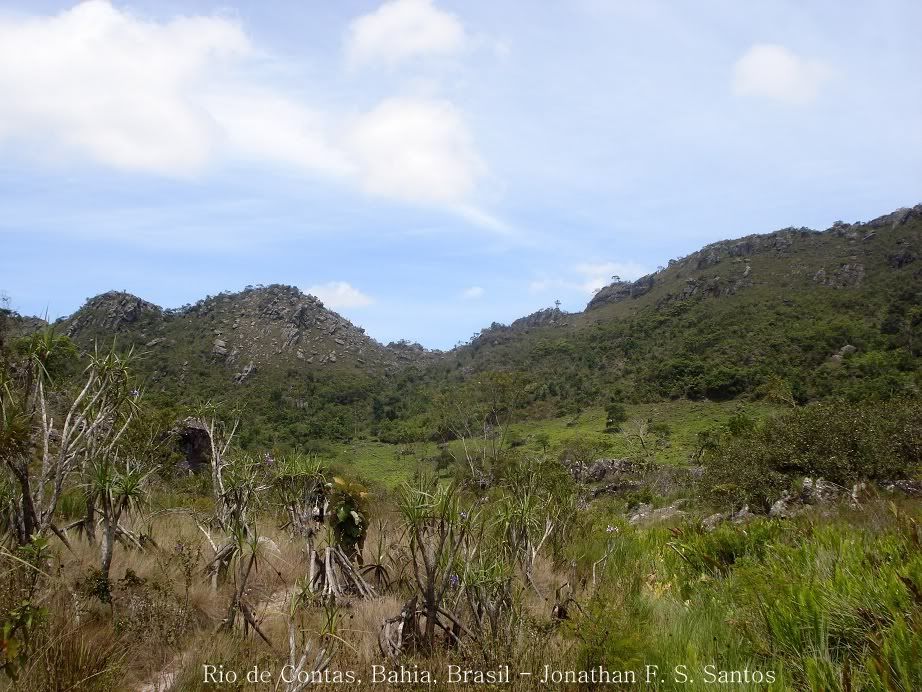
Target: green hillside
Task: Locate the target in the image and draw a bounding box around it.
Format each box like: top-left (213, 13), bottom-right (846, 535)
top-left (6, 204), bottom-right (921, 455)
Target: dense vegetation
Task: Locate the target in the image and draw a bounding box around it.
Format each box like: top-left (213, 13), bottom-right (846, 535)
top-left (1, 207), bottom-right (921, 690)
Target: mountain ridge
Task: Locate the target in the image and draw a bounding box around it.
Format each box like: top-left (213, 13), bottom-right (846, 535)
top-left (5, 202), bottom-right (920, 402)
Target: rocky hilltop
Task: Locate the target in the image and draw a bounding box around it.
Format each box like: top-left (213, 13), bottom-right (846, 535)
top-left (57, 284), bottom-right (434, 386)
top-left (585, 204), bottom-right (922, 311)
top-left (470, 307), bottom-right (570, 348)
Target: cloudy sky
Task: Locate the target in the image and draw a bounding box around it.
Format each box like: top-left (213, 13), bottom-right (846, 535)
top-left (1, 0), bottom-right (920, 348)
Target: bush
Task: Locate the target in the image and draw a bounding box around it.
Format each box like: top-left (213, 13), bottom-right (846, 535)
top-left (702, 398), bottom-right (922, 510)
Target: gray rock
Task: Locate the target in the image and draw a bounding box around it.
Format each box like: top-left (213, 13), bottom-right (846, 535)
top-left (769, 492), bottom-right (799, 518)
top-left (701, 505), bottom-right (755, 531)
top-left (701, 512), bottom-right (728, 531)
top-left (770, 477), bottom-right (842, 518)
top-left (589, 480), bottom-right (640, 499)
top-left (731, 505), bottom-right (755, 524)
top-left (629, 501), bottom-right (686, 525)
top-left (883, 479), bottom-right (922, 497)
top-left (233, 361), bottom-right (255, 384)
top-left (800, 477), bottom-right (841, 504)
top-left (584, 457), bottom-right (634, 482)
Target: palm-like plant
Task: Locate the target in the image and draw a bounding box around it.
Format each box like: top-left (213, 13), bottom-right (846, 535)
top-left (87, 455), bottom-right (155, 580)
top-left (359, 518), bottom-right (393, 589)
top-left (272, 453), bottom-right (328, 549)
top-left (398, 477), bottom-right (478, 651)
top-left (2, 333), bottom-right (136, 547)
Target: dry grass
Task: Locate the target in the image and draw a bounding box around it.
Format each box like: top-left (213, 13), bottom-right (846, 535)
top-left (0, 502), bottom-right (590, 691)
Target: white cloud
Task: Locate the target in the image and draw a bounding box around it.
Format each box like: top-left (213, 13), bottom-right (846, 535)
top-left (0, 0), bottom-right (249, 174)
top-left (0, 2), bottom-right (498, 227)
top-left (732, 44), bottom-right (830, 105)
top-left (305, 281), bottom-right (373, 309)
top-left (461, 286), bottom-right (484, 299)
top-left (346, 97), bottom-right (484, 205)
top-left (208, 90), bottom-right (354, 178)
top-left (345, 0), bottom-right (466, 69)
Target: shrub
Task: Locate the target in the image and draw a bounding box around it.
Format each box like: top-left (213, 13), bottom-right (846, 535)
top-left (702, 398), bottom-right (922, 510)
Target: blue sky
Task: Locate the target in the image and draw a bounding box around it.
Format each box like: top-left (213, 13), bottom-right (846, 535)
top-left (1, 0), bottom-right (920, 349)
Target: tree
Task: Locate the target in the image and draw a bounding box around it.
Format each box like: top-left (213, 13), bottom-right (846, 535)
top-left (398, 478), bottom-right (475, 651)
top-left (87, 454), bottom-right (154, 580)
top-left (432, 372), bottom-right (526, 486)
top-left (1, 334), bottom-right (135, 546)
top-left (604, 401), bottom-right (628, 432)
top-left (190, 404), bottom-right (240, 530)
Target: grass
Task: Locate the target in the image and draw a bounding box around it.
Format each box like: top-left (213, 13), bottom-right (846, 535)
top-left (506, 399), bottom-right (779, 465)
top-left (308, 400), bottom-right (785, 517)
top-left (2, 483), bottom-right (920, 690)
top-left (327, 399), bottom-right (782, 493)
top-left (330, 439), bottom-right (438, 488)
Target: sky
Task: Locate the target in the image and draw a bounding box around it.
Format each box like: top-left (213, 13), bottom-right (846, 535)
top-left (0, 1), bottom-right (920, 349)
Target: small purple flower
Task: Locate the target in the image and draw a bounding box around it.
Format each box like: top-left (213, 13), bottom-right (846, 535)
top-left (130, 389), bottom-right (140, 398)
top-left (449, 573), bottom-right (460, 588)
top-left (606, 525), bottom-right (618, 534)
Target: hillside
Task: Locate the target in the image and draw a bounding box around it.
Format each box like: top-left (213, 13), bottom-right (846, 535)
top-left (7, 204), bottom-right (921, 446)
top-left (59, 284), bottom-right (428, 378)
top-left (438, 204), bottom-right (922, 414)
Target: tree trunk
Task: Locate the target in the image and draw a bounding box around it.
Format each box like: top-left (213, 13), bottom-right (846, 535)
top-left (8, 460), bottom-right (38, 545)
top-left (100, 519), bottom-right (115, 579)
top-left (84, 493), bottom-right (97, 542)
top-left (424, 580), bottom-right (437, 649)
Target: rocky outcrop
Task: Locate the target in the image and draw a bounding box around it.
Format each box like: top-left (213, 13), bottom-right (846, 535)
top-left (173, 418), bottom-right (211, 472)
top-left (64, 291), bottom-right (162, 336)
top-left (829, 344), bottom-right (857, 363)
top-left (233, 361), bottom-right (256, 384)
top-left (60, 284), bottom-right (412, 383)
top-left (888, 246), bottom-right (918, 269)
top-left (701, 505), bottom-right (756, 531)
top-left (570, 457), bottom-right (636, 483)
top-left (628, 500), bottom-right (687, 525)
top-left (883, 479), bottom-right (922, 497)
top-left (863, 204), bottom-right (922, 230)
top-left (586, 275), bottom-right (655, 310)
top-left (769, 477), bottom-right (844, 518)
top-left (470, 308), bottom-right (569, 346)
top-left (386, 340), bottom-right (440, 364)
top-left (813, 263), bottom-right (865, 288)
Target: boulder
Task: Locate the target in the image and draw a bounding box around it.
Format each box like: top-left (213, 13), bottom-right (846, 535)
top-left (701, 505), bottom-right (755, 531)
top-left (799, 477), bottom-right (841, 504)
top-left (234, 361), bottom-right (256, 384)
top-left (589, 480), bottom-right (640, 499)
top-left (629, 500), bottom-right (687, 525)
top-left (701, 512), bottom-right (728, 531)
top-left (769, 491), bottom-right (800, 519)
top-left (770, 477), bottom-right (843, 518)
top-left (584, 457), bottom-right (634, 482)
top-left (883, 479), bottom-right (922, 497)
